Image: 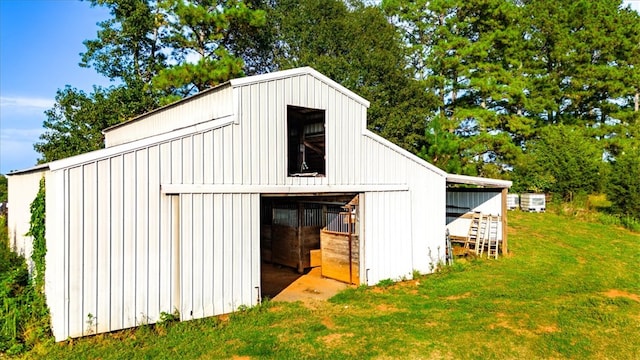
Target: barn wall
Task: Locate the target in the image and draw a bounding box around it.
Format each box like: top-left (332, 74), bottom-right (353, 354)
top-left (446, 190), bottom-right (503, 239)
top-left (45, 126), bottom-right (263, 341)
top-left (39, 68), bottom-right (450, 341)
top-left (104, 85), bottom-right (234, 147)
top-left (6, 169), bottom-right (47, 272)
top-left (233, 73), bottom-right (447, 278)
top-left (233, 73), bottom-right (367, 187)
top-left (361, 191), bottom-right (413, 285)
top-left (178, 192), bottom-right (260, 321)
top-left (360, 134), bottom-right (447, 279)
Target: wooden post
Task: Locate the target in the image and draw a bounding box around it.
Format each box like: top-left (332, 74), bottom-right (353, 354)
top-left (501, 188), bottom-right (508, 254)
top-left (297, 202), bottom-right (303, 273)
top-left (347, 204), bottom-right (353, 284)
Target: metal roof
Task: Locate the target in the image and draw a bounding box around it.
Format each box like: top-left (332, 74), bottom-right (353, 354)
top-left (6, 163), bottom-right (50, 176)
top-left (446, 173), bottom-right (512, 188)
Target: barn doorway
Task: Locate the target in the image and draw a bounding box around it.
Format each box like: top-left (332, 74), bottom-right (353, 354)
top-left (260, 194), bottom-right (360, 300)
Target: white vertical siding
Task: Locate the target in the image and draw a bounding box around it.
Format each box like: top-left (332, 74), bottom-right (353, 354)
top-left (82, 163), bottom-right (97, 335)
top-left (45, 170), bottom-right (65, 340)
top-left (7, 170), bottom-right (46, 270)
top-left (35, 68), bottom-right (452, 341)
top-left (104, 85), bottom-right (234, 147)
top-left (232, 73), bottom-right (369, 187)
top-left (362, 191), bottom-right (413, 285)
top-left (360, 133), bottom-right (447, 275)
top-left (96, 159), bottom-right (111, 334)
top-left (47, 145), bottom-right (185, 340)
top-left (446, 190), bottom-right (504, 239)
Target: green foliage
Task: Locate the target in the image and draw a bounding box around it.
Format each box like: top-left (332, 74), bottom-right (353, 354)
top-left (597, 213), bottom-right (640, 233)
top-left (383, 0), bottom-right (529, 176)
top-left (606, 147), bottom-right (640, 217)
top-left (376, 278), bottom-right (394, 287)
top-left (26, 177), bottom-right (46, 292)
top-left (513, 125), bottom-right (604, 199)
top-left (158, 309), bottom-right (180, 324)
top-left (0, 174), bottom-right (7, 203)
top-left (34, 84), bottom-right (157, 162)
top-left (36, 0), bottom-right (640, 224)
top-left (153, 0), bottom-right (266, 98)
top-left (268, 0), bottom-right (435, 154)
top-left (82, 0), bottom-right (167, 86)
top-left (383, 0), bottom-right (640, 181)
top-left (0, 186), bottom-right (52, 355)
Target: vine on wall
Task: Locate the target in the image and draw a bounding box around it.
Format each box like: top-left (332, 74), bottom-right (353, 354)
top-left (0, 176), bottom-right (51, 354)
top-left (27, 176), bottom-right (46, 292)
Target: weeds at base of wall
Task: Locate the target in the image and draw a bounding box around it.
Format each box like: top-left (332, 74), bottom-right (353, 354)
top-left (0, 177), bottom-right (52, 355)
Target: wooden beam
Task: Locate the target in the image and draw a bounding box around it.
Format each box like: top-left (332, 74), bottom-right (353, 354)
top-left (501, 188), bottom-right (508, 254)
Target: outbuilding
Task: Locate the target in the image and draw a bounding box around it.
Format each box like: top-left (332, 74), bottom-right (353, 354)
top-left (7, 67), bottom-right (510, 341)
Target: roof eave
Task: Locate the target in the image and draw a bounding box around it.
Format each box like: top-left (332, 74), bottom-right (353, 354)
top-left (7, 163), bottom-right (50, 176)
top-left (446, 173), bottom-right (512, 188)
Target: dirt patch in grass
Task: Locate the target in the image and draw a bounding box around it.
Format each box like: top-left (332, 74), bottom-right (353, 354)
top-left (397, 279), bottom-right (420, 288)
top-left (490, 320), bottom-right (531, 336)
top-left (603, 289), bottom-right (640, 302)
top-left (536, 324), bottom-right (559, 333)
top-left (375, 304), bottom-right (400, 312)
top-left (444, 292), bottom-right (472, 300)
top-left (322, 316), bottom-right (335, 329)
top-left (267, 305), bottom-right (284, 313)
top-left (321, 332), bottom-right (353, 346)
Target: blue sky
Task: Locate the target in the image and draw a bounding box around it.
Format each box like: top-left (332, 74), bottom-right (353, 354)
top-left (1, 0), bottom-right (639, 175)
top-left (0, 0), bottom-right (112, 174)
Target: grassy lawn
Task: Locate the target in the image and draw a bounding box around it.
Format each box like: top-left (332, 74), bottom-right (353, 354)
top-left (25, 212), bottom-right (640, 359)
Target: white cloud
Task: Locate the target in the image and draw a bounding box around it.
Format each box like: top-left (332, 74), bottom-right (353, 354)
top-left (0, 96), bottom-right (54, 121)
top-left (0, 127), bottom-right (43, 142)
top-left (0, 96), bottom-right (54, 109)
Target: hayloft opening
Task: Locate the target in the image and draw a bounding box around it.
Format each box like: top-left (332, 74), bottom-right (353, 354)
top-left (287, 106), bottom-right (326, 176)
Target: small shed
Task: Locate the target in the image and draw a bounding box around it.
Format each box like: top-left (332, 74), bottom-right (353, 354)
top-left (7, 67), bottom-right (511, 341)
top-left (445, 174), bottom-right (512, 254)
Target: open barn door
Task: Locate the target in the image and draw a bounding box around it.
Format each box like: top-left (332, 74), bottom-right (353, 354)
top-left (320, 195), bottom-right (360, 285)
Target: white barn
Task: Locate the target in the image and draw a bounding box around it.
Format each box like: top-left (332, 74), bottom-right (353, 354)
top-left (7, 67), bottom-right (510, 341)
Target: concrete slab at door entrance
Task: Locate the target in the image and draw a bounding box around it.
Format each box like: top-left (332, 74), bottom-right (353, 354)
top-left (272, 268), bottom-right (352, 304)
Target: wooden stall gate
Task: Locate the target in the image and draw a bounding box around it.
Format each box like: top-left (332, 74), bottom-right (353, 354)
top-left (269, 202), bottom-right (324, 272)
top-left (320, 196), bottom-right (359, 284)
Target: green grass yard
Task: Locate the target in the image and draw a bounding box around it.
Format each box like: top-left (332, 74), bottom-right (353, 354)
top-left (25, 211), bottom-right (640, 359)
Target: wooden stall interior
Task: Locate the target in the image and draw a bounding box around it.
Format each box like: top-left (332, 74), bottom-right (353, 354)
top-left (260, 194), bottom-right (360, 299)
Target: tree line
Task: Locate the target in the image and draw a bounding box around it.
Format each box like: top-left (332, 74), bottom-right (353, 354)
top-left (34, 0), bottom-right (639, 218)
